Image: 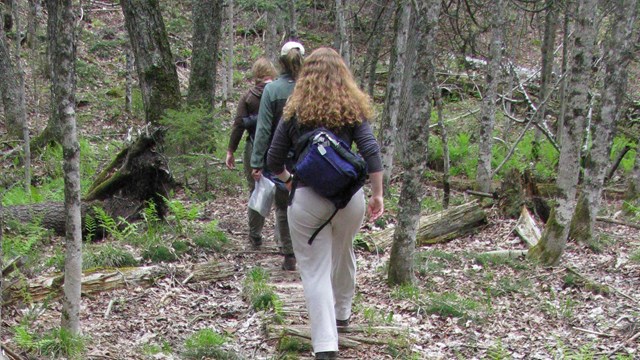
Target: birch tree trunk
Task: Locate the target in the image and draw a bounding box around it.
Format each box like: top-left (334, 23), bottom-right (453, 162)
top-left (335, 0), bottom-right (350, 67)
top-left (120, 0), bottom-right (181, 125)
top-left (388, 0), bottom-right (441, 286)
top-left (378, 0), bottom-right (412, 190)
top-left (187, 0), bottom-right (223, 109)
top-left (46, 0), bottom-right (82, 334)
top-left (571, 0), bottom-right (638, 243)
top-left (529, 0), bottom-right (597, 266)
top-left (475, 0), bottom-right (504, 193)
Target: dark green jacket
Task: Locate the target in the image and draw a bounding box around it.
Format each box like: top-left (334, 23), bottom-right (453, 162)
top-left (250, 74), bottom-right (295, 169)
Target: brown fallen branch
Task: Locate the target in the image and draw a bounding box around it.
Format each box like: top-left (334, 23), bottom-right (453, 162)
top-left (2, 257), bottom-right (25, 277)
top-left (478, 249), bottom-right (527, 260)
top-left (514, 206), bottom-right (541, 248)
top-left (367, 201), bottom-right (487, 249)
top-left (1, 342), bottom-right (26, 360)
top-left (186, 261), bottom-right (236, 283)
top-left (266, 324), bottom-right (360, 348)
top-left (596, 217), bottom-right (640, 230)
top-left (465, 190), bottom-right (498, 199)
top-left (4, 266), bottom-right (168, 304)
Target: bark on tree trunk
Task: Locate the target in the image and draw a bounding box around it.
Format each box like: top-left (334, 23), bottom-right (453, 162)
top-left (529, 0), bottom-right (597, 266)
top-left (286, 0), bottom-right (297, 39)
top-left (187, 0), bottom-right (223, 109)
top-left (570, 0), bottom-right (638, 244)
top-left (475, 0), bottom-right (504, 193)
top-left (46, 0), bottom-right (82, 335)
top-left (360, 0), bottom-right (391, 97)
top-left (120, 0), bottom-right (181, 125)
top-left (265, 7), bottom-right (279, 62)
top-left (378, 1), bottom-right (412, 191)
top-left (334, 0), bottom-right (350, 68)
top-left (388, 0), bottom-right (441, 286)
top-left (557, 7), bottom-right (571, 146)
top-left (0, 9), bottom-right (27, 139)
top-left (26, 0), bottom-right (40, 48)
top-left (627, 149), bottom-right (640, 201)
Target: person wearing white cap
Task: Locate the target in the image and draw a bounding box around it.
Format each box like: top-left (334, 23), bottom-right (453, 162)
top-left (250, 41), bottom-right (305, 271)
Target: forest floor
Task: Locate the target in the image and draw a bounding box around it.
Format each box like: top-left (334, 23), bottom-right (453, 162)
top-left (3, 182), bottom-right (639, 360)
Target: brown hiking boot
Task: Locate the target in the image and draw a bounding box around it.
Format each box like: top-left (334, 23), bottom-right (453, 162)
top-left (282, 254), bottom-right (296, 271)
top-left (336, 317), bottom-right (349, 333)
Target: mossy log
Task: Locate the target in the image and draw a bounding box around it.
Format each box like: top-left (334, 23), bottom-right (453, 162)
top-left (4, 266), bottom-right (168, 304)
top-left (367, 201), bottom-right (487, 249)
top-left (1, 130), bottom-right (173, 236)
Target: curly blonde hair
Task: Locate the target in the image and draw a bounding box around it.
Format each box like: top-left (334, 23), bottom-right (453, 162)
top-left (283, 47), bottom-right (373, 129)
top-left (251, 57), bottom-right (277, 84)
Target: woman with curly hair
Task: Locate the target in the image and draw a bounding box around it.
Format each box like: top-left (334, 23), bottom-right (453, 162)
top-left (267, 47), bottom-right (384, 359)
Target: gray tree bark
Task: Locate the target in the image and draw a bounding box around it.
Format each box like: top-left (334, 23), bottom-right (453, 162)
top-left (535, 0), bottom-right (559, 156)
top-left (286, 0), bottom-right (297, 39)
top-left (335, 0), bottom-right (350, 67)
top-left (378, 0), bottom-right (412, 190)
top-left (120, 0), bottom-right (181, 125)
top-left (571, 0), bottom-right (638, 243)
top-left (26, 0), bottom-right (40, 48)
top-left (0, 5), bottom-right (27, 140)
top-left (360, 0), bottom-right (392, 97)
top-left (475, 0), bottom-right (505, 193)
top-left (388, 0), bottom-right (441, 286)
top-left (529, 0), bottom-right (597, 266)
top-left (220, 0), bottom-right (234, 105)
top-left (187, 0), bottom-right (223, 109)
top-left (557, 7), bottom-right (571, 146)
top-left (46, 0), bottom-right (82, 334)
top-left (265, 5), bottom-right (279, 62)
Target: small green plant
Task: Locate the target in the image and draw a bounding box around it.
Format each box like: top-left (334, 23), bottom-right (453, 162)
top-left (83, 244), bottom-right (138, 269)
top-left (139, 340), bottom-right (172, 357)
top-left (142, 245), bottom-right (178, 263)
top-left (423, 292), bottom-right (480, 320)
top-left (391, 283), bottom-right (422, 302)
top-left (183, 328), bottom-right (239, 360)
top-left (14, 325), bottom-right (87, 360)
top-left (486, 339), bottom-right (510, 360)
top-left (630, 248), bottom-right (640, 263)
top-left (161, 195), bottom-right (200, 235)
top-left (362, 307), bottom-right (394, 326)
top-left (193, 220), bottom-right (229, 252)
top-left (92, 206), bottom-right (140, 243)
top-left (277, 335), bottom-right (312, 354)
top-left (242, 267), bottom-right (282, 317)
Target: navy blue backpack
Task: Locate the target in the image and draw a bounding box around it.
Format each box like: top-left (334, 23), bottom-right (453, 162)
top-left (290, 121), bottom-right (368, 244)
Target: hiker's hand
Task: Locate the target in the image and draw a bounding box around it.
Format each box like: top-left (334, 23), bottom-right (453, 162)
top-left (252, 169), bottom-right (262, 181)
top-left (367, 195), bottom-right (384, 222)
top-left (225, 151), bottom-right (235, 170)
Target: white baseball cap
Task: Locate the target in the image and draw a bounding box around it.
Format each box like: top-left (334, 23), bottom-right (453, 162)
top-left (281, 41), bottom-right (305, 56)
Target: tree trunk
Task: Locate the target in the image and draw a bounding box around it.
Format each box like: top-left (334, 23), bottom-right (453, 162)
top-left (26, 0), bottom-right (40, 48)
top-left (529, 0), bottom-right (597, 266)
top-left (360, 0), bottom-right (391, 97)
top-left (435, 83), bottom-right (450, 208)
top-left (378, 0), bottom-right (412, 190)
top-left (286, 0), bottom-right (297, 39)
top-left (226, 0), bottom-right (234, 98)
top-left (570, 0), bottom-right (638, 244)
top-left (556, 7), bottom-right (571, 146)
top-left (187, 0), bottom-right (223, 109)
top-left (2, 0), bottom-right (11, 32)
top-left (125, 46), bottom-right (133, 112)
top-left (120, 0), bottom-right (181, 125)
top-left (265, 7), bottom-right (279, 62)
top-left (535, 1), bottom-right (558, 159)
top-left (475, 0), bottom-right (504, 193)
top-left (46, 0), bottom-right (82, 335)
top-left (0, 8), bottom-right (27, 140)
top-left (334, 0), bottom-right (350, 68)
top-left (388, 0), bottom-right (441, 286)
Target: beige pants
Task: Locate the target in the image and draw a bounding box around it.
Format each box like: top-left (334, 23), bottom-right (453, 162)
top-left (287, 187), bottom-right (365, 353)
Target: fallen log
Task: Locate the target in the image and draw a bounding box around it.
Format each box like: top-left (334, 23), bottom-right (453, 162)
top-left (4, 265), bottom-right (168, 304)
top-left (367, 201), bottom-right (487, 249)
top-left (1, 131), bottom-right (173, 236)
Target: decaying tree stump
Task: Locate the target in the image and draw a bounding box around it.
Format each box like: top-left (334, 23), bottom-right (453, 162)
top-left (498, 168), bottom-right (550, 222)
top-left (1, 130), bottom-right (173, 235)
top-left (367, 201), bottom-right (487, 249)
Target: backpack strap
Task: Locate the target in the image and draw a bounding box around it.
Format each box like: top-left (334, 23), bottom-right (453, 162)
top-left (308, 207), bottom-right (339, 245)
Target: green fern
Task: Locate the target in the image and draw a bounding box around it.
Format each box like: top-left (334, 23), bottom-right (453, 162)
top-left (84, 214), bottom-right (97, 241)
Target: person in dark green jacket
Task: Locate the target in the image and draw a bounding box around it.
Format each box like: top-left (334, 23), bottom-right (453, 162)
top-left (250, 41), bottom-right (304, 270)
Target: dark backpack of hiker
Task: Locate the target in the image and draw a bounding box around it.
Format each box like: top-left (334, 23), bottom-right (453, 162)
top-left (289, 118), bottom-right (368, 244)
